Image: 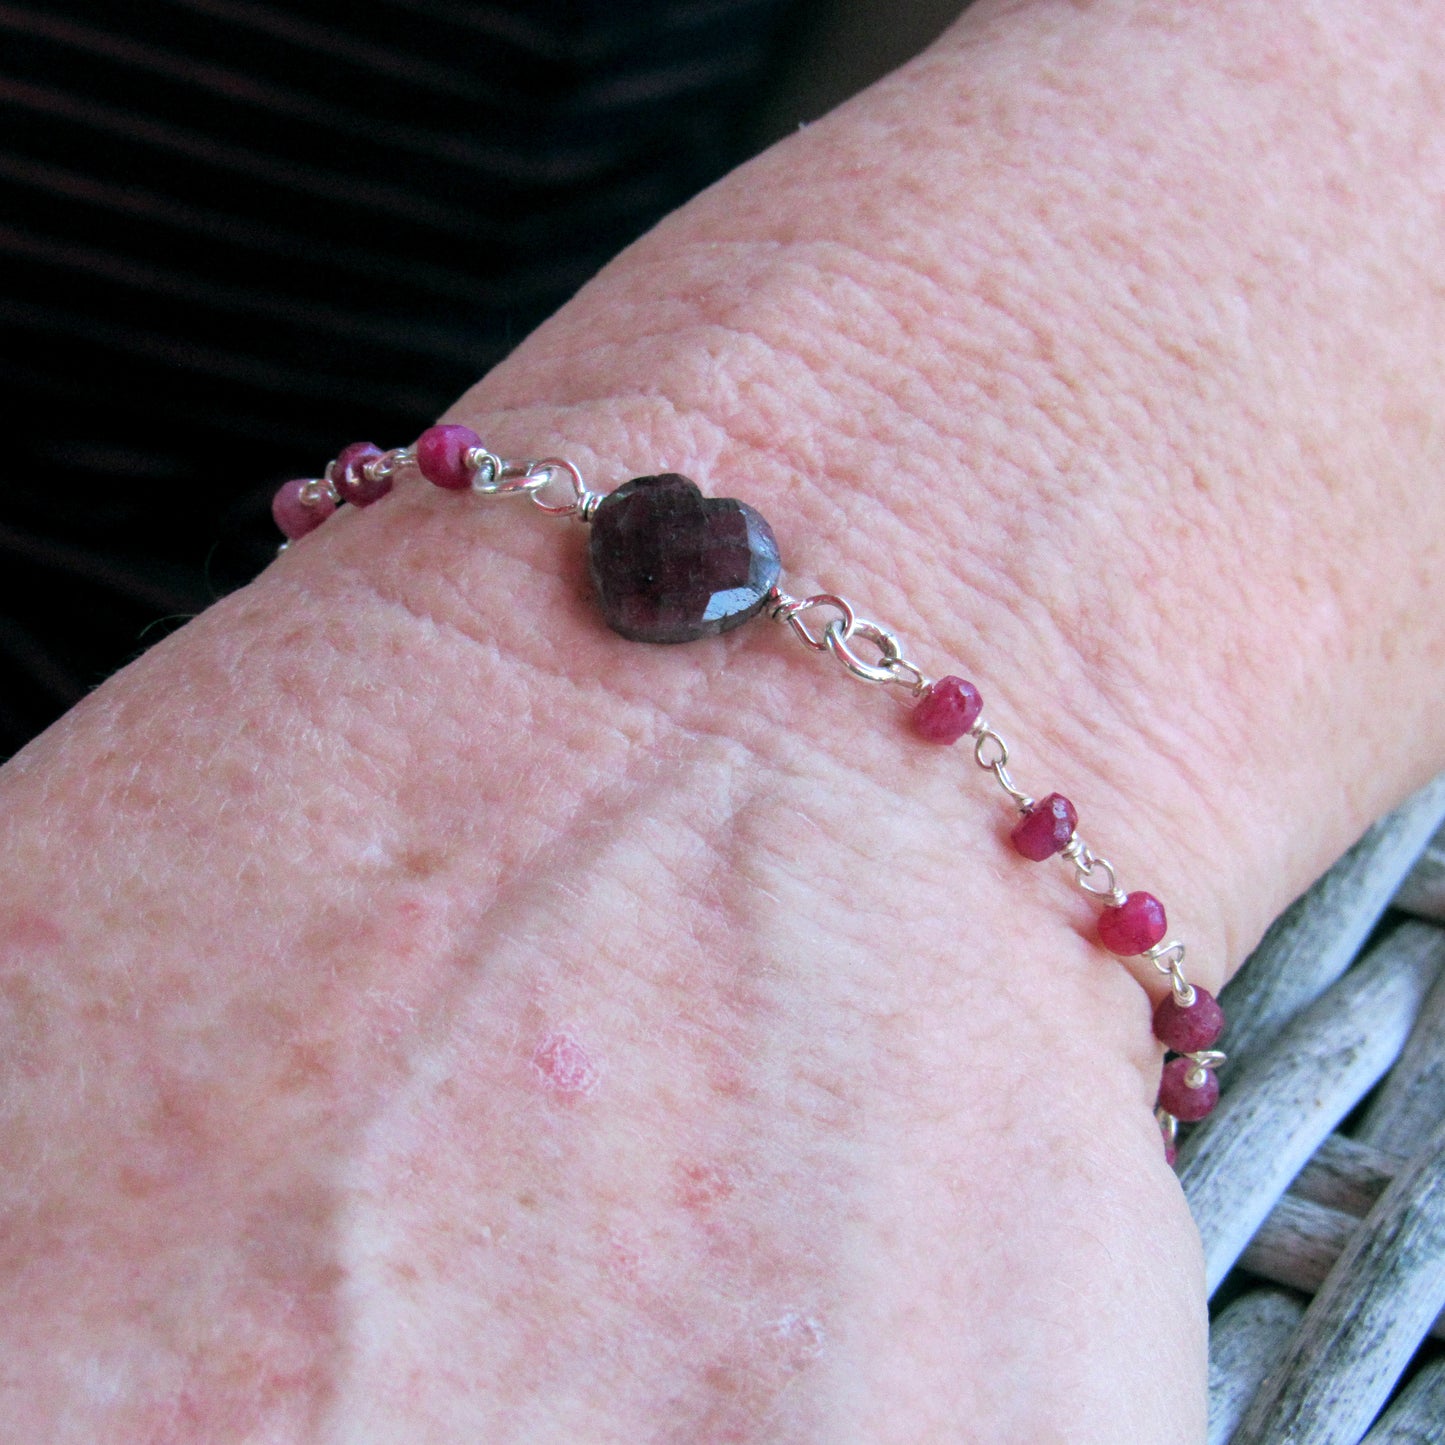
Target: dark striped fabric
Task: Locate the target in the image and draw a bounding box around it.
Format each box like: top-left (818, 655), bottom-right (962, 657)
top-left (0, 0), bottom-right (802, 756)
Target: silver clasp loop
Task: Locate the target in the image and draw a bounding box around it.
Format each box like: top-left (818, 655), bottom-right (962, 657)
top-left (823, 616), bottom-right (904, 685)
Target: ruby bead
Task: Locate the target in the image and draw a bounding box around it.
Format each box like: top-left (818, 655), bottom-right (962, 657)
top-left (910, 675), bottom-right (983, 744)
top-left (1153, 987), bottom-right (1225, 1054)
top-left (272, 478), bottom-right (334, 539)
top-left (1157, 1056), bottom-right (1219, 1122)
top-left (334, 441), bottom-right (388, 506)
top-left (416, 423), bottom-right (481, 491)
top-left (1097, 891), bottom-right (1168, 955)
top-left (1011, 793), bottom-right (1078, 861)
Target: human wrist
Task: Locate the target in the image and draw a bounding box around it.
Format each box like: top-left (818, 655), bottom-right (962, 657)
top-left (403, 0), bottom-right (1445, 985)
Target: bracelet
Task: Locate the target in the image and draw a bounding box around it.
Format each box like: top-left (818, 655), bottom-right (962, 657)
top-left (273, 425), bottom-right (1228, 1165)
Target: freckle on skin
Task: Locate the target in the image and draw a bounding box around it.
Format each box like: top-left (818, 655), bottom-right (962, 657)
top-left (531, 1030), bottom-right (601, 1096)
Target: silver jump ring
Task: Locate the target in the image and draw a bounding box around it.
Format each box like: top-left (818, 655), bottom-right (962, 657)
top-left (473, 458), bottom-right (552, 500)
top-left (823, 616), bottom-right (903, 685)
top-left (472, 458), bottom-right (531, 496)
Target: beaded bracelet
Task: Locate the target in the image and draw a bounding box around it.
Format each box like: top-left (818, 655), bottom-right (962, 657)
top-left (273, 425), bottom-right (1228, 1164)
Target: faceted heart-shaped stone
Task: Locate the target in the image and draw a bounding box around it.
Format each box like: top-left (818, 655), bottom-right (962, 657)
top-left (588, 473), bottom-right (782, 643)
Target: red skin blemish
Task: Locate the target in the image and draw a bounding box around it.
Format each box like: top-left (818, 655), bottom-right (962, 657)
top-left (674, 1160), bottom-right (735, 1212)
top-left (0, 909), bottom-right (66, 955)
top-left (531, 1030), bottom-right (600, 1097)
top-left (605, 1231), bottom-right (645, 1293)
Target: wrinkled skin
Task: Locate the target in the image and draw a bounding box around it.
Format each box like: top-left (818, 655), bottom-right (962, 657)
top-left (3, 2), bottom-right (1445, 1440)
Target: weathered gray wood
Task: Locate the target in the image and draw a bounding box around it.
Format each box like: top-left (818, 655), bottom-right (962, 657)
top-left (1219, 775), bottom-right (1445, 1071)
top-left (1358, 926), bottom-right (1445, 1156)
top-left (1291, 1134), bottom-right (1401, 1219)
top-left (1358, 1357), bottom-right (1445, 1443)
top-left (1228, 1119), bottom-right (1445, 1445)
top-left (1239, 1192), bottom-right (1356, 1297)
top-left (1208, 1290), bottom-right (1306, 1445)
top-left (1181, 926), bottom-right (1443, 1294)
top-left (1393, 819), bottom-right (1445, 924)
top-left (1239, 1187), bottom-right (1445, 1342)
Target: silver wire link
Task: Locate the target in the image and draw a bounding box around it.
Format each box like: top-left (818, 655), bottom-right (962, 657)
top-left (1184, 1051), bottom-right (1227, 1089)
top-left (771, 592), bottom-right (857, 652)
top-left (1155, 1107), bottom-right (1179, 1152)
top-left (883, 654), bottom-right (933, 697)
top-left (1145, 941), bottom-right (1196, 1008)
top-left (1060, 837), bottom-right (1127, 907)
top-left (298, 476), bottom-right (338, 507)
top-left (971, 722), bottom-right (1009, 771)
top-left (465, 446), bottom-right (503, 488)
top-left (993, 765), bottom-right (1033, 811)
top-left (362, 446), bottom-right (414, 483)
top-left (527, 457), bottom-right (601, 518)
top-left (970, 723), bottom-right (1034, 810)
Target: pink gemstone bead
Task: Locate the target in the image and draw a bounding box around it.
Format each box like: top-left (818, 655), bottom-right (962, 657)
top-left (1153, 987), bottom-right (1225, 1054)
top-left (910, 675), bottom-right (983, 744)
top-left (416, 423), bottom-right (481, 490)
top-left (1097, 891), bottom-right (1168, 956)
top-left (1011, 793), bottom-right (1078, 861)
top-left (272, 478), bottom-right (335, 539)
top-left (334, 441), bottom-right (388, 506)
top-left (1157, 1056), bottom-right (1219, 1122)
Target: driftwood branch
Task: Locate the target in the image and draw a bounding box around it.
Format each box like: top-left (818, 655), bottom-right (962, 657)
top-left (1207, 1290), bottom-right (1305, 1445)
top-left (1358, 1357), bottom-right (1445, 1442)
top-left (1290, 1133), bottom-right (1399, 1218)
top-left (1228, 1117), bottom-right (1445, 1445)
top-left (1181, 923), bottom-right (1445, 1293)
top-left (1357, 950), bottom-right (1445, 1156)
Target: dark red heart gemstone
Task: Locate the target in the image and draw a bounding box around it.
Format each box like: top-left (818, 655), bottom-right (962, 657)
top-left (588, 473), bottom-right (782, 643)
